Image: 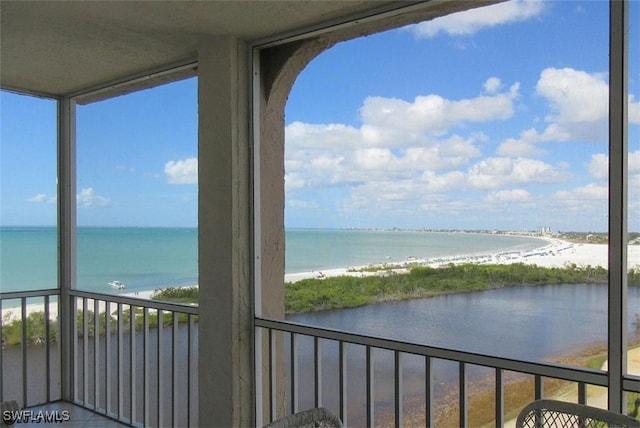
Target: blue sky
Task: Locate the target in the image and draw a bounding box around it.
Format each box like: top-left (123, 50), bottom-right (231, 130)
top-left (1, 0), bottom-right (639, 232)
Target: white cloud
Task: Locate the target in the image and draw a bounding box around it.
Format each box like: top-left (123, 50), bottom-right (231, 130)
top-left (537, 68), bottom-right (609, 124)
top-left (165, 157), bottom-right (198, 184)
top-left (484, 189), bottom-right (532, 203)
top-left (630, 95), bottom-right (640, 124)
top-left (498, 124), bottom-right (574, 156)
top-left (534, 68), bottom-right (640, 140)
top-left (288, 199), bottom-right (319, 209)
top-left (410, 0), bottom-right (545, 38)
top-left (497, 138), bottom-right (546, 157)
top-left (466, 157), bottom-right (569, 189)
top-left (287, 122), bottom-right (360, 149)
top-left (483, 77), bottom-right (502, 94)
top-left (588, 153), bottom-right (608, 180)
top-left (359, 83), bottom-right (519, 145)
top-left (77, 188), bottom-right (110, 208)
top-left (323, 155), bottom-right (568, 218)
top-left (115, 165), bottom-right (136, 173)
top-left (27, 193), bottom-right (56, 204)
top-left (283, 78), bottom-right (586, 220)
top-left (285, 81), bottom-right (520, 198)
top-left (631, 151), bottom-right (640, 174)
top-left (285, 172), bottom-right (307, 192)
top-left (553, 183), bottom-right (608, 201)
top-left (586, 151), bottom-right (640, 181)
top-left (28, 193), bottom-right (48, 203)
top-left (499, 66), bottom-right (640, 154)
top-left (535, 67), bottom-right (609, 142)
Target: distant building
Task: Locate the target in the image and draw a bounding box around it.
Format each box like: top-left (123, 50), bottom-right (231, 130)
top-left (539, 226), bottom-right (552, 236)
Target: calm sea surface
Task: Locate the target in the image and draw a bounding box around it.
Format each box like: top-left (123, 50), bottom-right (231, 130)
top-left (0, 227), bottom-right (547, 293)
top-left (286, 229), bottom-right (546, 273)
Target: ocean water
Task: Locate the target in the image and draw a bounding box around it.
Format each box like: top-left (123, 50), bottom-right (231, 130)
top-left (1, 227), bottom-right (197, 294)
top-left (285, 228), bottom-right (547, 273)
top-left (1, 227), bottom-right (547, 294)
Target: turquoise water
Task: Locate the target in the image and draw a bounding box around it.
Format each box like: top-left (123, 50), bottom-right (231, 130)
top-left (1, 227), bottom-right (197, 293)
top-left (1, 227), bottom-right (546, 293)
top-left (285, 228), bottom-right (547, 273)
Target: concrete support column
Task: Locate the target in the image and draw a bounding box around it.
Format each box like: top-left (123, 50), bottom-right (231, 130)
top-left (256, 38), bottom-right (333, 424)
top-left (57, 96), bottom-right (77, 402)
top-left (198, 37), bottom-right (253, 427)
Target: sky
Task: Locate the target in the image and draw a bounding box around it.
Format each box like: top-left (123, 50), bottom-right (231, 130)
top-left (1, 0), bottom-right (639, 232)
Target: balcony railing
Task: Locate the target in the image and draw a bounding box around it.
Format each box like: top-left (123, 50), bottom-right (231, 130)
top-left (3, 290), bottom-right (638, 427)
top-left (0, 289), bottom-right (198, 427)
top-left (255, 317), bottom-right (640, 427)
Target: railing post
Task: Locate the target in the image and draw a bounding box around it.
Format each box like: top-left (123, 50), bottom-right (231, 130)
top-left (459, 362), bottom-right (467, 428)
top-left (21, 297), bottom-right (28, 407)
top-left (366, 346), bottom-right (374, 427)
top-left (495, 369), bottom-right (504, 428)
top-left (314, 336), bottom-right (322, 408)
top-left (394, 351), bottom-right (403, 428)
top-left (425, 356), bottom-right (433, 428)
top-left (290, 333), bottom-right (299, 414)
top-left (339, 341), bottom-right (347, 426)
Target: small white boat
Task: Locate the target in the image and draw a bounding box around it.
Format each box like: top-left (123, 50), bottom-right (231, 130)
top-left (108, 280), bottom-right (126, 289)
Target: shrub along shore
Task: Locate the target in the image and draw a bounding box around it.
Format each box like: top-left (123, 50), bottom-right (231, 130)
top-left (3, 263), bottom-right (639, 345)
top-left (284, 263), bottom-right (638, 314)
top-left (150, 262), bottom-right (638, 314)
top-left (117, 263), bottom-right (640, 314)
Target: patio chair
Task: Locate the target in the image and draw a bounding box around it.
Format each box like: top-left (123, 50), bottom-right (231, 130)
top-left (516, 399), bottom-right (640, 428)
top-left (263, 407), bottom-right (343, 428)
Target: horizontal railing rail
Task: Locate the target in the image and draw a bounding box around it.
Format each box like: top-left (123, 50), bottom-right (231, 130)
top-left (1, 289), bottom-right (199, 427)
top-left (256, 317), bottom-right (640, 427)
top-left (0, 288), bottom-right (61, 300)
top-left (68, 290), bottom-right (199, 315)
top-left (256, 318), bottom-right (607, 386)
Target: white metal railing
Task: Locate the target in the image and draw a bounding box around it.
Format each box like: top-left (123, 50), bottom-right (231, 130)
top-left (256, 317), bottom-right (640, 427)
top-left (0, 289), bottom-right (60, 408)
top-left (0, 289), bottom-right (198, 427)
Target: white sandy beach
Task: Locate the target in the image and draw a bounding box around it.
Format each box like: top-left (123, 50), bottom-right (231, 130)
top-left (284, 239), bottom-right (640, 283)
top-left (0, 288), bottom-right (174, 320)
top-left (3, 239), bottom-right (640, 319)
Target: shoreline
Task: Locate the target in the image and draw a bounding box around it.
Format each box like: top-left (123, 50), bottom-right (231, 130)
top-left (285, 238), bottom-right (640, 283)
top-left (3, 236), bottom-right (639, 424)
top-left (3, 239), bottom-right (640, 318)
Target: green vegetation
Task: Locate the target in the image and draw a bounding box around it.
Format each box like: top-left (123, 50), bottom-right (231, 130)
top-left (348, 263), bottom-right (414, 273)
top-left (285, 263), bottom-right (617, 314)
top-left (556, 231), bottom-right (640, 244)
top-left (1, 306), bottom-right (197, 346)
top-left (151, 286), bottom-right (199, 303)
top-left (75, 308), bottom-right (194, 335)
top-left (585, 353), bottom-right (608, 370)
top-left (2, 264), bottom-right (636, 345)
top-left (1, 311), bottom-right (57, 346)
top-left (145, 263), bottom-right (639, 314)
top-left (629, 393), bottom-right (640, 418)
